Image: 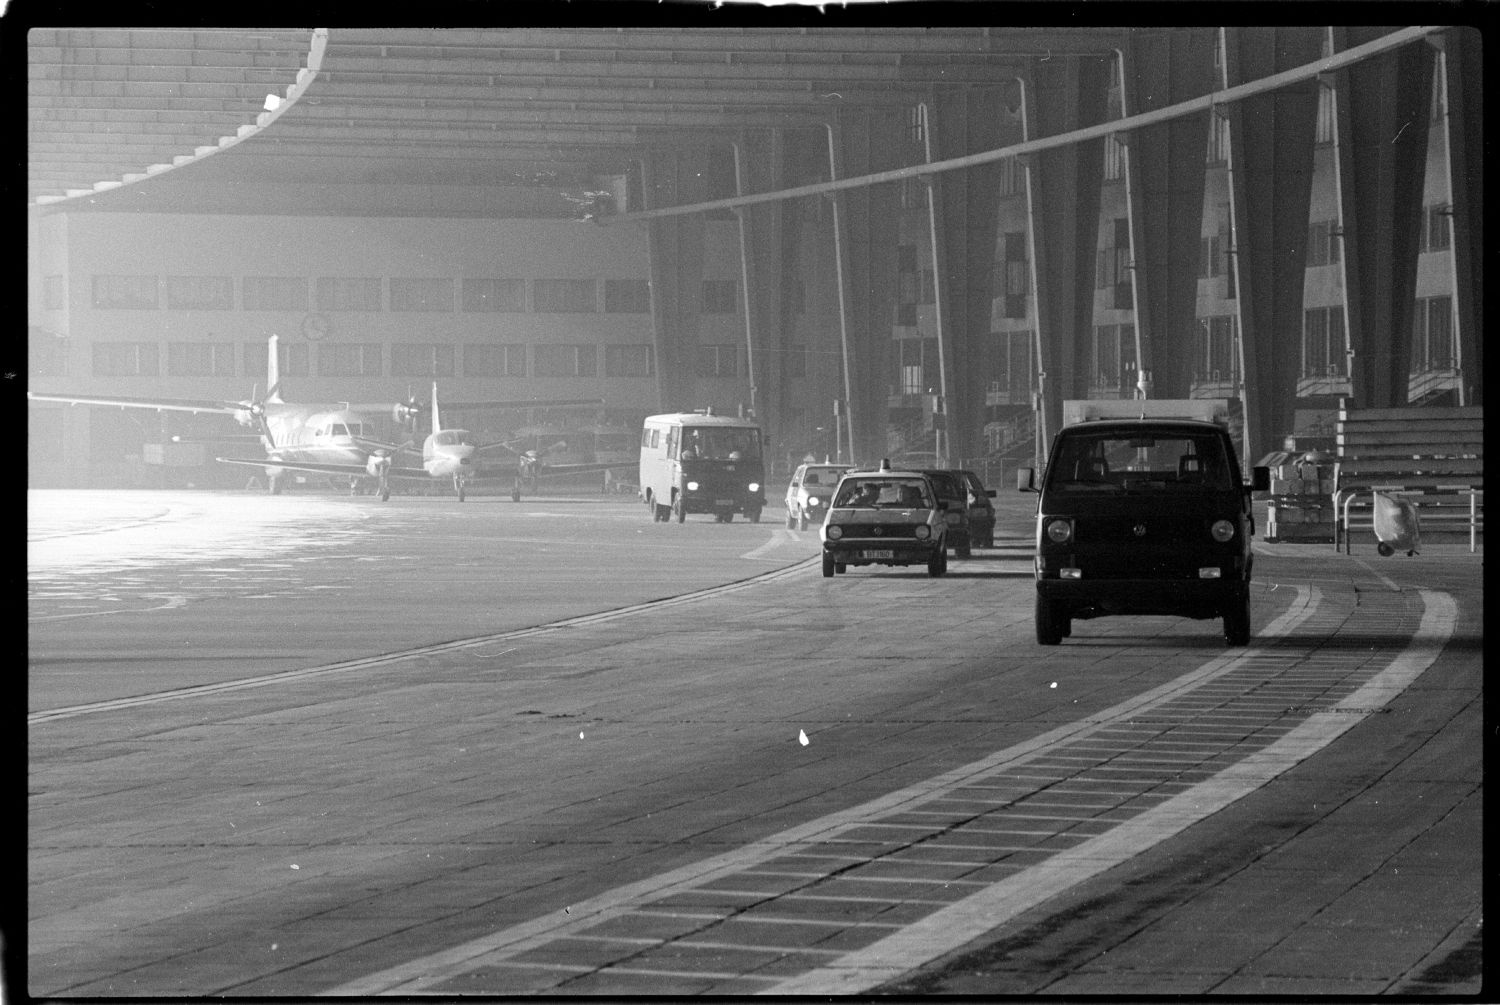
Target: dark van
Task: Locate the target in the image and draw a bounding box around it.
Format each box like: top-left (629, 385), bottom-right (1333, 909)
top-left (1018, 400), bottom-right (1270, 646)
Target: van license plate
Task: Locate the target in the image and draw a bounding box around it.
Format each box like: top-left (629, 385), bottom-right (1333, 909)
top-left (715, 498), bottom-right (733, 507)
top-left (862, 549), bottom-right (894, 560)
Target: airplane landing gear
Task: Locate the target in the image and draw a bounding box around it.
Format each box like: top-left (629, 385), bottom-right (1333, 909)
top-left (454, 474), bottom-right (466, 502)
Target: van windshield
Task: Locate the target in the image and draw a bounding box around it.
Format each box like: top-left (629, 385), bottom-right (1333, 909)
top-left (680, 426), bottom-right (761, 461)
top-left (1048, 430), bottom-right (1234, 492)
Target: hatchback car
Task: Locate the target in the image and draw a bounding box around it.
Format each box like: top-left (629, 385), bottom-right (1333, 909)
top-left (784, 462), bottom-right (851, 530)
top-left (821, 462), bottom-right (947, 577)
top-left (921, 469), bottom-right (972, 557)
top-left (957, 470), bottom-right (997, 548)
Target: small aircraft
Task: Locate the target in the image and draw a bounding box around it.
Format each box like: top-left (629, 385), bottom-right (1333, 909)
top-left (28, 334), bottom-right (600, 501)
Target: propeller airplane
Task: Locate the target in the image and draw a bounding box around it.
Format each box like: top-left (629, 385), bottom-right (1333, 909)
top-left (28, 334), bottom-right (601, 501)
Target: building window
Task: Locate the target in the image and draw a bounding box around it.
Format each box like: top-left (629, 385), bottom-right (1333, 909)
top-left (1092, 324), bottom-right (1137, 390)
top-left (1101, 218), bottom-right (1133, 309)
top-left (92, 275), bottom-right (158, 310)
top-left (534, 279), bottom-right (597, 313)
top-left (1003, 230), bottom-right (1028, 319)
top-left (1206, 113), bottom-right (1230, 165)
top-left (1104, 133), bottom-right (1125, 181)
top-left (92, 342), bottom-right (159, 376)
top-left (1307, 220), bottom-right (1342, 266)
top-left (316, 277), bottom-right (383, 312)
top-left (1420, 205), bottom-right (1452, 253)
top-left (462, 278), bottom-right (525, 312)
top-left (896, 338), bottom-right (934, 395)
top-left (390, 343), bottom-right (456, 377)
top-left (603, 343), bottom-right (654, 377)
top-left (907, 104), bottom-right (925, 146)
top-left (697, 345), bottom-right (740, 378)
top-left (242, 276), bottom-right (308, 312)
top-left (1197, 315), bottom-right (1240, 385)
top-left (1316, 81), bottom-right (1336, 145)
top-left (997, 156), bottom-right (1024, 197)
top-left (702, 279), bottom-right (739, 315)
top-left (464, 343), bottom-right (527, 377)
top-left (1200, 234), bottom-right (1223, 279)
top-left (44, 275), bottom-right (65, 310)
top-left (167, 342), bottom-right (235, 377)
top-left (390, 278), bottom-right (455, 312)
top-left (533, 343), bottom-right (598, 377)
top-left (165, 275), bottom-right (232, 311)
top-left (244, 340), bottom-right (309, 379)
top-left (1303, 306), bottom-right (1347, 378)
top-left (1412, 296), bottom-right (1455, 371)
top-left (604, 279), bottom-right (651, 313)
top-left (318, 342), bottom-right (383, 377)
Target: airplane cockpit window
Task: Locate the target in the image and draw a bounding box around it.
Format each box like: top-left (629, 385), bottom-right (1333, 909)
top-left (330, 423), bottom-right (349, 437)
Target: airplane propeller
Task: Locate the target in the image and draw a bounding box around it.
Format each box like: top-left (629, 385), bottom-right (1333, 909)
top-left (391, 388), bottom-right (425, 431)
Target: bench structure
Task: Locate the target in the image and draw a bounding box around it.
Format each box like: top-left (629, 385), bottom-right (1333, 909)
top-left (1332, 404), bottom-right (1483, 553)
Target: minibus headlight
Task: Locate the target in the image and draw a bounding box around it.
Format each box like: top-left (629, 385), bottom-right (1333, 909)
top-left (1045, 518), bottom-right (1073, 544)
top-left (748, 482), bottom-right (760, 493)
top-left (686, 480), bottom-right (700, 491)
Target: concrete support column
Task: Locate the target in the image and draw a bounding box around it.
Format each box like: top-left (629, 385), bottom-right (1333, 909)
top-left (1439, 27), bottom-right (1482, 406)
top-left (642, 148), bottom-right (709, 412)
top-left (1222, 26), bottom-right (1323, 462)
top-left (1023, 54), bottom-right (1111, 460)
top-left (1333, 28), bottom-right (1435, 409)
top-left (1120, 28), bottom-right (1218, 402)
top-left (732, 129), bottom-right (786, 436)
top-left (926, 85), bottom-right (1010, 467)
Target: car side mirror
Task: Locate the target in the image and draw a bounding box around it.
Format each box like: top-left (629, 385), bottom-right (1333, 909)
top-left (1017, 467), bottom-right (1037, 492)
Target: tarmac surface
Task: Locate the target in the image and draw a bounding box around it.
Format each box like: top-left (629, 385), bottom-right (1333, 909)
top-left (25, 487), bottom-right (1484, 997)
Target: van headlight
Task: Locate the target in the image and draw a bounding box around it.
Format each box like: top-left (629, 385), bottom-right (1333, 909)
top-left (748, 482), bottom-right (760, 493)
top-left (1210, 519), bottom-right (1236, 542)
top-left (686, 480), bottom-right (700, 491)
top-left (1044, 518), bottom-right (1073, 544)
top-left (808, 496), bottom-right (822, 508)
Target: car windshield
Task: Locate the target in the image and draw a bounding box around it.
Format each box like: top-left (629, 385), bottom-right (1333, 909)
top-left (680, 426), bottom-right (761, 461)
top-left (801, 466), bottom-right (845, 485)
top-left (1047, 430), bottom-right (1234, 492)
top-left (833, 477), bottom-right (933, 509)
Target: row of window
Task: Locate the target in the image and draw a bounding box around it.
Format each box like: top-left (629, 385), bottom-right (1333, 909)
top-left (60, 275), bottom-right (745, 315)
top-left (83, 341), bottom-right (666, 379)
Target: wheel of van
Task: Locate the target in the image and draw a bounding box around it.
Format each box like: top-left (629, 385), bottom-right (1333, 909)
top-left (1223, 586), bottom-right (1252, 646)
top-left (1035, 594), bottom-right (1064, 645)
top-left (654, 502), bottom-right (670, 522)
top-left (822, 552), bottom-right (835, 577)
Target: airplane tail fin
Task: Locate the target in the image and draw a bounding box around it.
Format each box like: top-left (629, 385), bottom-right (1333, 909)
top-left (265, 334), bottom-right (282, 401)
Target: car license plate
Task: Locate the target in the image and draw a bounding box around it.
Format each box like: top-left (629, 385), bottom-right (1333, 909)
top-left (715, 498), bottom-right (733, 507)
top-left (861, 549), bottom-right (894, 560)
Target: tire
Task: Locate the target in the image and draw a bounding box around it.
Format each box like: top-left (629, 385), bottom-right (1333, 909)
top-left (1035, 594), bottom-right (1063, 645)
top-left (835, 563), bottom-right (846, 574)
top-left (927, 547), bottom-right (947, 577)
top-left (723, 511), bottom-right (734, 523)
top-left (822, 551), bottom-right (835, 578)
top-left (675, 497), bottom-right (686, 523)
top-left (1223, 585), bottom-right (1251, 646)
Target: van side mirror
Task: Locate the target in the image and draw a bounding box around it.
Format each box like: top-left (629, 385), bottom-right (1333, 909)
top-left (1250, 465), bottom-right (1270, 492)
top-left (1017, 467), bottom-right (1037, 492)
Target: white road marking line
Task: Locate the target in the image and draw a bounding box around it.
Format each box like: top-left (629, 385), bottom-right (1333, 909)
top-left (327, 586), bottom-right (1321, 996)
top-left (740, 528), bottom-right (800, 560)
top-left (765, 588), bottom-right (1456, 995)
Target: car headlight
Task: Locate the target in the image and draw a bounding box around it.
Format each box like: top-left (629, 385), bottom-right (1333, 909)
top-left (748, 482), bottom-right (760, 493)
top-left (1210, 519), bottom-right (1236, 543)
top-left (914, 524), bottom-right (931, 540)
top-left (808, 496), bottom-right (822, 508)
top-left (1044, 518), bottom-right (1073, 544)
top-left (827, 525), bottom-right (843, 540)
top-left (686, 480), bottom-right (700, 491)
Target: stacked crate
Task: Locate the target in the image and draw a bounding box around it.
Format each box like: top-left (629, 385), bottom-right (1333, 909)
top-left (1262, 450), bottom-right (1335, 543)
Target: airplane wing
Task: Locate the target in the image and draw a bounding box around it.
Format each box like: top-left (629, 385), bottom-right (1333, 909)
top-left (28, 391), bottom-right (247, 415)
top-left (214, 456), bottom-right (433, 480)
top-left (434, 397), bottom-right (603, 411)
top-left (528, 461), bottom-right (628, 479)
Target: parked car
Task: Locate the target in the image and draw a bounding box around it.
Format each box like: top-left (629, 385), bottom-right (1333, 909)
top-left (784, 462), bottom-right (851, 530)
top-left (820, 461), bottom-right (948, 577)
top-left (957, 469), bottom-right (998, 548)
top-left (921, 469), bottom-right (972, 557)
